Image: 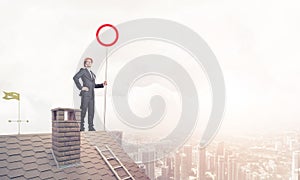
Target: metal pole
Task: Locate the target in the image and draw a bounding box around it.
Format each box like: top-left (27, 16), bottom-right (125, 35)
top-left (18, 99), bottom-right (20, 135)
top-left (103, 47), bottom-right (108, 131)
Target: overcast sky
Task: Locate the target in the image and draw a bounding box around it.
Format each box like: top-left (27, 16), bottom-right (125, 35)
top-left (1, 0), bottom-right (300, 140)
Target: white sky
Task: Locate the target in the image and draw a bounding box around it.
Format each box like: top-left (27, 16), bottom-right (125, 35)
top-left (1, 0), bottom-right (300, 138)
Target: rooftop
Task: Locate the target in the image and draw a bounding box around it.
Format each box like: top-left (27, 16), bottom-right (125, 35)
top-left (0, 131), bottom-right (150, 180)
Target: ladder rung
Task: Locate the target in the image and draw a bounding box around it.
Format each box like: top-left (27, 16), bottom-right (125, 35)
top-left (107, 157), bottom-right (115, 160)
top-left (123, 176), bottom-right (133, 180)
top-left (114, 165), bottom-right (123, 170)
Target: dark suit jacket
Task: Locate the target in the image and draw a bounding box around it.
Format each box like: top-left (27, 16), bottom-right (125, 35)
top-left (73, 68), bottom-right (104, 97)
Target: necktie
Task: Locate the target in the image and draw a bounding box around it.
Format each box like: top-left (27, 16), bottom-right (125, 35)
top-left (90, 70), bottom-right (94, 79)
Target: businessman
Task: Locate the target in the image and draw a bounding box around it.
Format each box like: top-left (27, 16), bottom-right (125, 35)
top-left (73, 57), bottom-right (107, 131)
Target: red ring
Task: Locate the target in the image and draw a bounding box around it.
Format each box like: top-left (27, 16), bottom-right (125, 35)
top-left (96, 24), bottom-right (119, 47)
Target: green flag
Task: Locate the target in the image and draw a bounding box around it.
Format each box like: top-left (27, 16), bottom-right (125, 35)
top-left (3, 91), bottom-right (20, 101)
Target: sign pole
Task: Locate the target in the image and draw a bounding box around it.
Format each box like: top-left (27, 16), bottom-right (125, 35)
top-left (96, 24), bottom-right (119, 131)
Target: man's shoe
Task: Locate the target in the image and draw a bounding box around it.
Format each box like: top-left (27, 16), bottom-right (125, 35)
top-left (89, 127), bottom-right (96, 131)
top-left (80, 127), bottom-right (85, 131)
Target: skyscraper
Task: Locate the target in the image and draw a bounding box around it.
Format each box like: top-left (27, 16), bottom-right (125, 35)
top-left (161, 166), bottom-right (169, 180)
top-left (207, 153), bottom-right (216, 172)
top-left (227, 155), bottom-right (237, 180)
top-left (217, 156), bottom-right (225, 180)
top-left (292, 151), bottom-right (300, 180)
top-left (181, 153), bottom-right (189, 180)
top-left (183, 145), bottom-right (193, 176)
top-left (175, 151), bottom-right (181, 180)
top-left (166, 156), bottom-right (174, 178)
top-left (216, 142), bottom-right (225, 179)
top-left (142, 151), bottom-right (155, 180)
top-left (198, 147), bottom-right (206, 180)
top-left (217, 142), bottom-right (225, 156)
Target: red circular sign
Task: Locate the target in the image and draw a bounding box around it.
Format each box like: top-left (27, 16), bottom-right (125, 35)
top-left (96, 24), bottom-right (119, 47)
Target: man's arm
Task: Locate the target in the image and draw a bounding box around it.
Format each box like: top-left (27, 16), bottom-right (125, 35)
top-left (95, 81), bottom-right (107, 88)
top-left (73, 68), bottom-right (85, 90)
top-left (95, 84), bottom-right (104, 88)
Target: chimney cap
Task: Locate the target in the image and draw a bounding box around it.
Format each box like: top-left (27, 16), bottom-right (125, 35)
top-left (51, 108), bottom-right (81, 112)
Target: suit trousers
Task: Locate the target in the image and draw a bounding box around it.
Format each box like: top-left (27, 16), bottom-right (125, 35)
top-left (80, 95), bottom-right (95, 129)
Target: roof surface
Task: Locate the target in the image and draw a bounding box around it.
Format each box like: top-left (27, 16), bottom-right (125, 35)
top-left (0, 131), bottom-right (150, 180)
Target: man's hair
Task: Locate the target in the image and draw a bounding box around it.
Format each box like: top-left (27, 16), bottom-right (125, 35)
top-left (84, 57), bottom-right (93, 67)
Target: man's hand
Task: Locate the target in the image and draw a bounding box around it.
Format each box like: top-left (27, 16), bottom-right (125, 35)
top-left (82, 87), bottom-right (89, 91)
top-left (103, 81), bottom-right (107, 86)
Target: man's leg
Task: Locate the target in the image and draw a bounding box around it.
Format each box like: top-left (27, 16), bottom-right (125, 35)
top-left (80, 96), bottom-right (89, 131)
top-left (88, 98), bottom-right (95, 131)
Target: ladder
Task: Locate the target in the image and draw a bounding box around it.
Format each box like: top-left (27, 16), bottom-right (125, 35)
top-left (95, 145), bottom-right (135, 180)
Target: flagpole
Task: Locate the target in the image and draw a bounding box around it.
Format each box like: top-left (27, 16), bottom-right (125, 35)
top-left (18, 97), bottom-right (20, 135)
top-left (103, 47), bottom-right (108, 131)
top-left (4, 92), bottom-right (28, 135)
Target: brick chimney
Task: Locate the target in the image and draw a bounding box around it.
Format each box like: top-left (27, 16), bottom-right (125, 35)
top-left (51, 108), bottom-right (81, 167)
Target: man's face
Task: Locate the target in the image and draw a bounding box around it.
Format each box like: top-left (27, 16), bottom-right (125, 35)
top-left (85, 59), bottom-right (92, 68)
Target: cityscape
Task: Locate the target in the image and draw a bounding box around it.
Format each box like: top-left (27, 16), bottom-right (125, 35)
top-left (120, 130), bottom-right (300, 180)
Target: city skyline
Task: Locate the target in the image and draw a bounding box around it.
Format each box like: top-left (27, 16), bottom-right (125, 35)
top-left (123, 130), bottom-right (300, 179)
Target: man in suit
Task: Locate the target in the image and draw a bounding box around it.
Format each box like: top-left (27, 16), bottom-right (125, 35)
top-left (73, 57), bottom-right (107, 131)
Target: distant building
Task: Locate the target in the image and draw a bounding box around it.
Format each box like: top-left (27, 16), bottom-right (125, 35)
top-left (207, 153), bottom-right (216, 172)
top-left (292, 151), bottom-right (300, 180)
top-left (142, 150), bottom-right (155, 180)
top-left (174, 151), bottom-right (181, 180)
top-left (166, 156), bottom-right (174, 178)
top-left (227, 155), bottom-right (237, 180)
top-left (182, 145), bottom-right (192, 178)
top-left (198, 147), bottom-right (206, 180)
top-left (216, 142), bottom-right (225, 178)
top-left (217, 156), bottom-right (225, 180)
top-left (161, 165), bottom-right (169, 180)
top-left (217, 142), bottom-right (225, 157)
